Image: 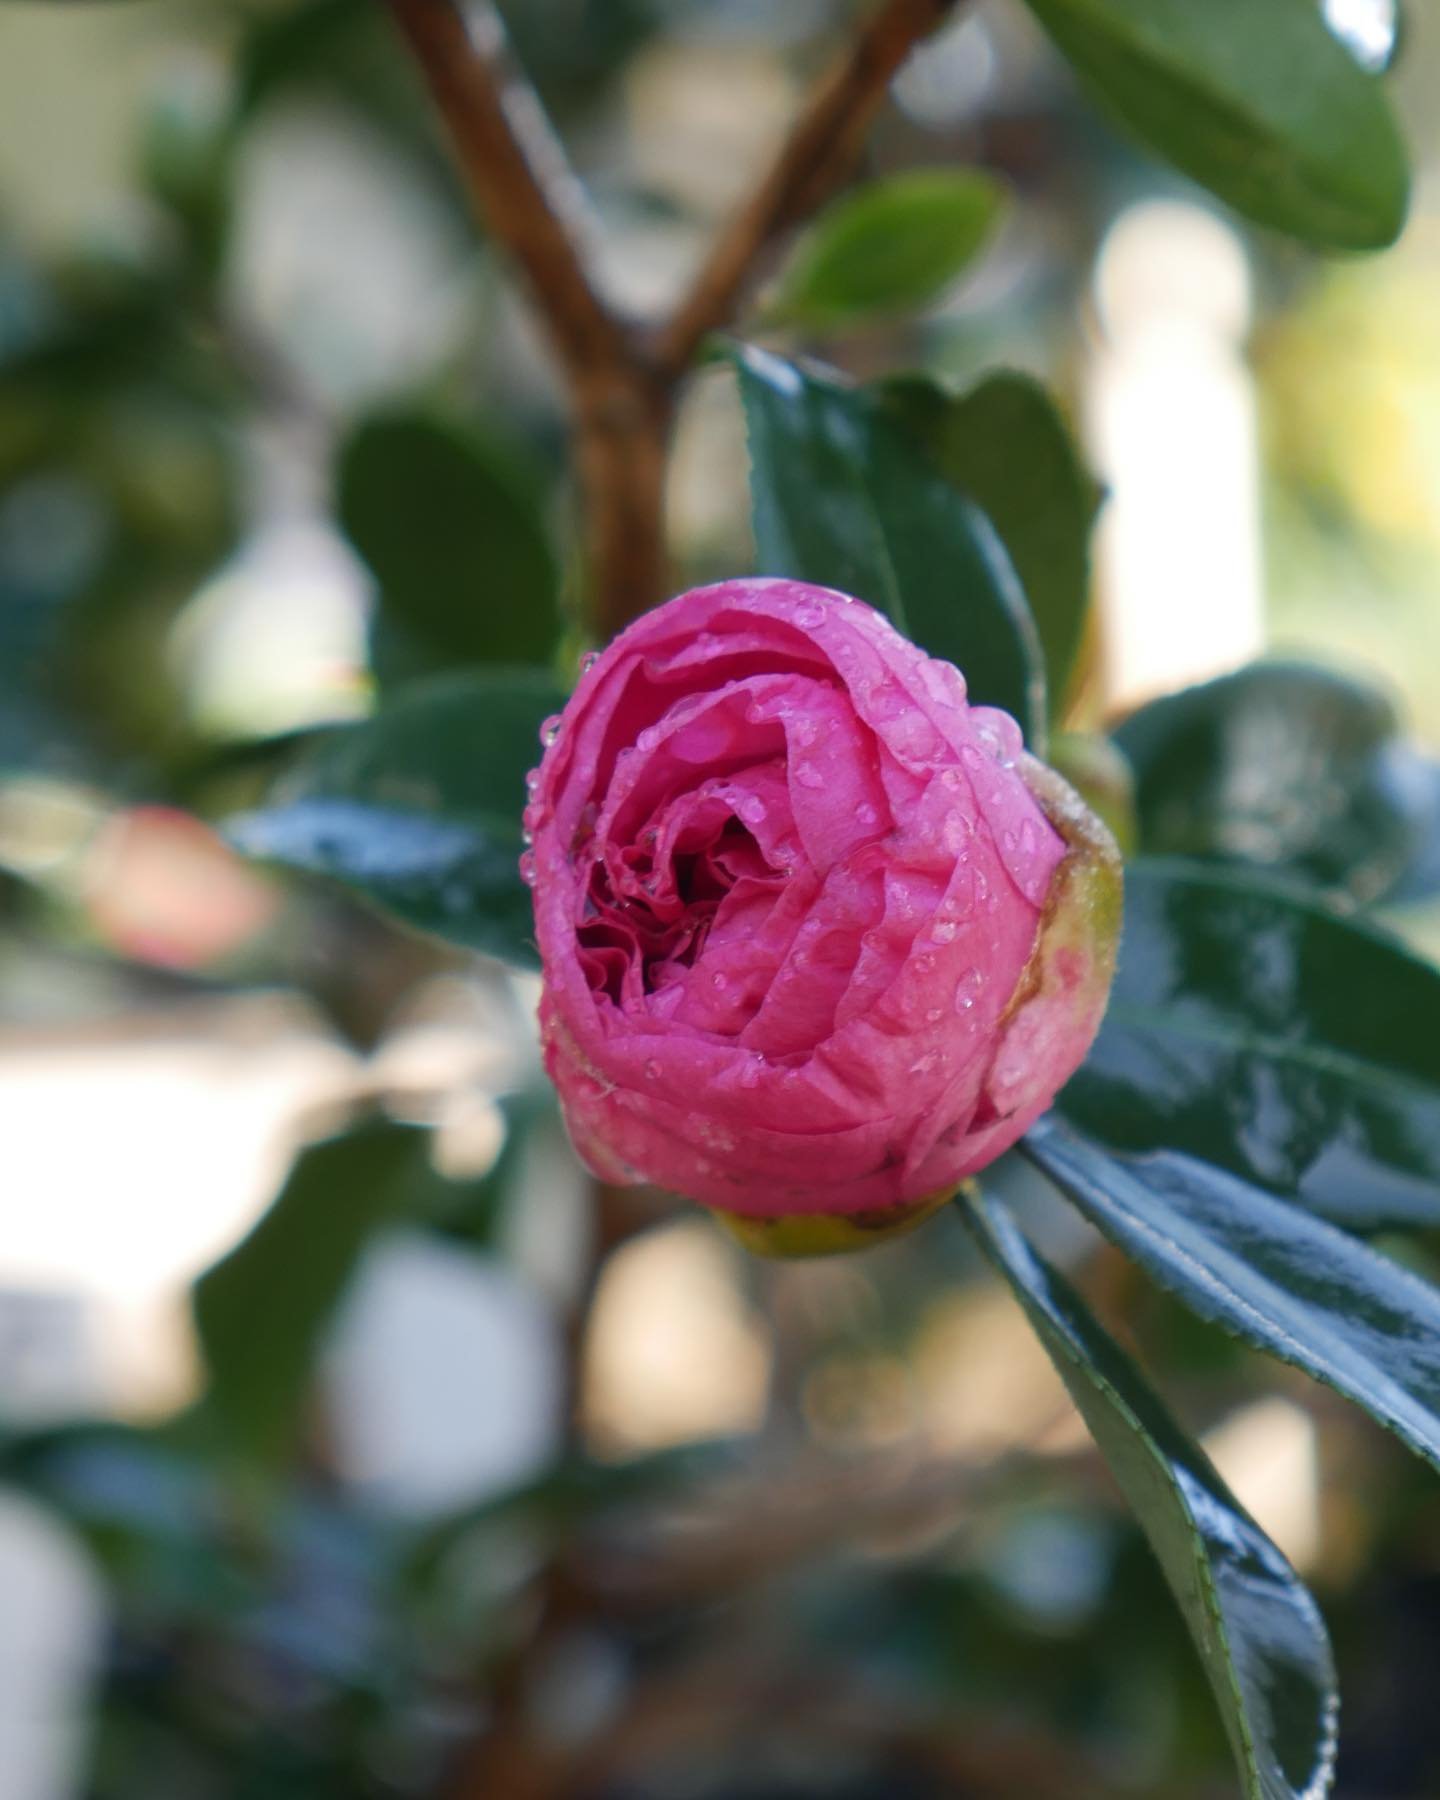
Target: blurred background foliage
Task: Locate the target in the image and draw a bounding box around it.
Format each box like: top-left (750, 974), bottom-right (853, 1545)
top-left (1, 1), bottom-right (1439, 1797)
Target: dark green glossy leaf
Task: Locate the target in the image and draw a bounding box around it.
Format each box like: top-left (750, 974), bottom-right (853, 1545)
top-left (1022, 0), bottom-right (1409, 250)
top-left (962, 1186), bottom-right (1336, 1800)
top-left (1116, 661), bottom-right (1422, 904)
top-left (226, 668), bottom-right (562, 965)
top-left (767, 169), bottom-right (1004, 330)
top-left (736, 344), bottom-right (1046, 745)
top-left (337, 408), bottom-right (560, 685)
top-left (881, 371), bottom-right (1099, 714)
top-left (1059, 858), bottom-right (1440, 1231)
top-left (193, 1119), bottom-right (426, 1468)
top-left (1024, 1118), bottom-right (1440, 1478)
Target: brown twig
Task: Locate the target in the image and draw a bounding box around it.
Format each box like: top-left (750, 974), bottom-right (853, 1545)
top-left (383, 0), bottom-right (627, 381)
top-left (654, 0), bottom-right (961, 377)
top-left (385, 0), bottom-right (962, 636)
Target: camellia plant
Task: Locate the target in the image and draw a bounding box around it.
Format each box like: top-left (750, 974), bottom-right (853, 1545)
top-left (4, 0), bottom-right (1439, 1796)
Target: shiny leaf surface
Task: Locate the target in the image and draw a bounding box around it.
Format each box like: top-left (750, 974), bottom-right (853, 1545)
top-left (963, 1186), bottom-right (1337, 1800)
top-left (1022, 0), bottom-right (1409, 249)
top-left (337, 407), bottom-right (561, 685)
top-left (736, 344), bottom-right (1046, 744)
top-left (881, 370), bottom-right (1099, 714)
top-left (767, 169), bottom-right (1005, 329)
top-left (227, 669), bottom-right (562, 965)
top-left (1024, 1118), bottom-right (1440, 1475)
top-left (1115, 661), bottom-right (1424, 904)
top-left (1059, 859), bottom-right (1440, 1230)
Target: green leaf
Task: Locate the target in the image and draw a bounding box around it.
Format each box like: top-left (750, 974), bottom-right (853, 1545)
top-left (962, 1186), bottom-right (1337, 1800)
top-left (336, 407), bottom-right (561, 685)
top-left (1058, 858), bottom-right (1440, 1231)
top-left (735, 344), bottom-right (1046, 745)
top-left (1115, 661), bottom-right (1423, 905)
top-left (766, 169), bottom-right (1004, 330)
top-left (880, 370), bottom-right (1100, 714)
top-left (193, 1118), bottom-right (427, 1468)
top-left (226, 667), bottom-right (562, 966)
top-left (1024, 1118), bottom-right (1440, 1479)
top-left (1022, 0), bottom-right (1409, 250)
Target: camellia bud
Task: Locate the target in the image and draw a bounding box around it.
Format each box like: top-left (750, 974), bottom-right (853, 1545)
top-left (526, 579), bottom-right (1121, 1252)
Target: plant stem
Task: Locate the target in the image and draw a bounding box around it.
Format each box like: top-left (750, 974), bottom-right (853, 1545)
top-left (384, 0), bottom-right (962, 636)
top-left (654, 0), bottom-right (961, 379)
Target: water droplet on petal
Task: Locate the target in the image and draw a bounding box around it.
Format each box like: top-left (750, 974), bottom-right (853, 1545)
top-left (930, 919), bottom-right (958, 944)
top-left (954, 967), bottom-right (983, 1013)
top-left (518, 849), bottom-right (537, 886)
top-left (645, 1059), bottom-right (662, 1081)
top-left (740, 795), bottom-right (768, 825)
top-left (794, 598), bottom-right (827, 629)
top-left (580, 650), bottom-right (599, 673)
top-left (925, 1007), bottom-right (942, 1024)
top-left (539, 714), bottom-right (563, 748)
top-left (795, 761), bottom-right (824, 789)
top-left (856, 803), bottom-right (879, 827)
top-left (637, 726), bottom-right (660, 753)
top-left (525, 769), bottom-right (541, 797)
top-left (712, 971), bottom-right (728, 991)
top-left (739, 1054), bottom-right (763, 1089)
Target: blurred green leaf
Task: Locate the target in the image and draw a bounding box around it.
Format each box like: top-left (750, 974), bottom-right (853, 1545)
top-left (735, 344), bottom-right (1046, 745)
top-left (1025, 1118), bottom-right (1440, 1478)
top-left (337, 408), bottom-right (561, 686)
top-left (963, 1185), bottom-right (1337, 1800)
top-left (767, 169), bottom-right (1005, 330)
top-left (1059, 859), bottom-right (1440, 1231)
top-left (881, 370), bottom-right (1100, 715)
top-left (193, 1118), bottom-right (427, 1469)
top-left (1022, 0), bottom-right (1409, 249)
top-left (1115, 661), bottom-right (1424, 906)
top-left (226, 668), bottom-right (562, 965)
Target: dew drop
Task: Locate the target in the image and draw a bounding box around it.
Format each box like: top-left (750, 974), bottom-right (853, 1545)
top-left (925, 1007), bottom-right (942, 1024)
top-left (913, 952), bottom-right (936, 975)
top-left (740, 795), bottom-right (768, 825)
top-left (645, 1059), bottom-right (662, 1081)
top-left (539, 714), bottom-right (563, 748)
top-left (856, 803), bottom-right (879, 827)
top-left (795, 761), bottom-right (825, 789)
top-left (518, 849), bottom-right (537, 886)
top-left (930, 919), bottom-right (958, 944)
top-left (794, 598), bottom-right (827, 629)
top-left (739, 1054), bottom-right (763, 1089)
top-left (712, 971), bottom-right (729, 991)
top-left (637, 726), bottom-right (660, 753)
top-left (525, 768), bottom-right (541, 797)
top-left (580, 650), bottom-right (599, 673)
top-left (954, 967), bottom-right (983, 1013)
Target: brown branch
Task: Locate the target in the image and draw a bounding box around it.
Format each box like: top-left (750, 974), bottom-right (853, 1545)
top-left (654, 0), bottom-right (962, 378)
top-left (383, 0), bottom-right (630, 382)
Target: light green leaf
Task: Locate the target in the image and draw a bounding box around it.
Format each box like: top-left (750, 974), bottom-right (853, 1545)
top-left (767, 169), bottom-right (1004, 329)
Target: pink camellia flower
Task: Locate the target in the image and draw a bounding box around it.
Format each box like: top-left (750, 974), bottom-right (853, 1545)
top-left (525, 578), bottom-right (1120, 1253)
